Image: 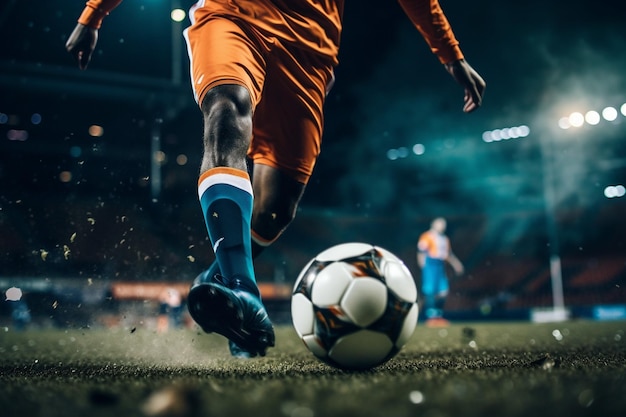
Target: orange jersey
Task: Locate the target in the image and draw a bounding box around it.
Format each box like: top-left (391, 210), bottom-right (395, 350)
top-left (418, 230), bottom-right (450, 260)
top-left (77, 0), bottom-right (463, 64)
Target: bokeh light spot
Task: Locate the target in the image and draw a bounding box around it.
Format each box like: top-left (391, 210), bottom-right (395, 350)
top-left (412, 143), bottom-right (425, 154)
top-left (558, 117), bottom-right (571, 130)
top-left (89, 125), bottom-right (104, 137)
top-left (59, 171), bottom-right (72, 183)
top-left (584, 110), bottom-right (600, 126)
top-left (171, 8), bottom-right (186, 22)
top-left (568, 112), bottom-right (584, 128)
top-left (31, 113), bottom-right (42, 125)
top-left (176, 154), bottom-right (188, 166)
top-left (602, 107), bottom-right (617, 121)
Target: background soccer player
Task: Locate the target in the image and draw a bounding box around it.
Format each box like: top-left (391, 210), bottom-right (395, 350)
top-left (66, 0), bottom-right (485, 357)
top-left (417, 217), bottom-right (465, 326)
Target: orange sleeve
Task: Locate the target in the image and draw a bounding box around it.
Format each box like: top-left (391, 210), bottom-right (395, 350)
top-left (397, 0), bottom-right (464, 64)
top-left (77, 0), bottom-right (123, 29)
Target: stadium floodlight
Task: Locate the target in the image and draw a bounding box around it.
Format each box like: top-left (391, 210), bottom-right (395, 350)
top-left (604, 185), bottom-right (626, 198)
top-left (482, 125), bottom-right (530, 143)
top-left (558, 117), bottom-right (571, 130)
top-left (602, 106), bottom-right (618, 121)
top-left (518, 125), bottom-right (530, 137)
top-left (568, 112), bottom-right (585, 128)
top-left (170, 8), bottom-right (186, 22)
top-left (412, 143), bottom-right (425, 155)
top-left (584, 110), bottom-right (600, 125)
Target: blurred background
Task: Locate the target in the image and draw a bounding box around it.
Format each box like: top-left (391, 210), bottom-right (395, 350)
top-left (1, 0), bottom-right (625, 330)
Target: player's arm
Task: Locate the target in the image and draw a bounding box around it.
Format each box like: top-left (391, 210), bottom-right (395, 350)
top-left (66, 0), bottom-right (123, 70)
top-left (417, 251), bottom-right (426, 269)
top-left (397, 0), bottom-right (486, 112)
top-left (446, 250), bottom-right (464, 276)
top-left (416, 237), bottom-right (429, 268)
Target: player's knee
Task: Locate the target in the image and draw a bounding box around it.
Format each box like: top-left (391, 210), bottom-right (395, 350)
top-left (200, 85), bottom-right (253, 166)
top-left (252, 205), bottom-right (296, 242)
top-left (201, 84), bottom-right (252, 118)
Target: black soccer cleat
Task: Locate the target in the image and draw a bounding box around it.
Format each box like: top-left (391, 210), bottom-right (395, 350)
top-left (187, 280), bottom-right (275, 357)
top-left (228, 340), bottom-right (254, 359)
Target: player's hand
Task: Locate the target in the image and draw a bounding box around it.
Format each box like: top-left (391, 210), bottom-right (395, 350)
top-left (65, 23), bottom-right (98, 70)
top-left (444, 59), bottom-right (486, 113)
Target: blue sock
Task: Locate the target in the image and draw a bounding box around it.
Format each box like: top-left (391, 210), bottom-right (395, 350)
top-left (198, 167), bottom-right (258, 297)
top-left (196, 261), bottom-right (220, 284)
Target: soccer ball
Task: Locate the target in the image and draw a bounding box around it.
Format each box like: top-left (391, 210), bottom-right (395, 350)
top-left (291, 242), bottom-right (419, 370)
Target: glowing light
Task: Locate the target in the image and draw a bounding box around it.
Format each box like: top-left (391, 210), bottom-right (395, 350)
top-left (386, 149), bottom-right (399, 161)
top-left (171, 8), bottom-right (186, 22)
top-left (89, 125), bottom-right (104, 137)
top-left (31, 113), bottom-right (42, 125)
top-left (396, 147), bottom-right (409, 158)
top-left (584, 110), bottom-right (600, 125)
top-left (518, 125), bottom-right (530, 137)
top-left (558, 117), bottom-right (571, 129)
top-left (602, 107), bottom-right (618, 121)
top-left (7, 129), bottom-right (28, 141)
top-left (409, 391), bottom-right (424, 404)
top-left (621, 103), bottom-right (626, 117)
top-left (154, 151), bottom-right (167, 164)
top-left (5, 287), bottom-right (23, 301)
top-left (70, 146), bottom-right (82, 158)
top-left (59, 171), bottom-right (72, 183)
top-left (0, 113), bottom-right (7, 124)
top-left (412, 143), bottom-right (425, 154)
top-left (176, 154), bottom-right (188, 165)
top-left (508, 127), bottom-right (521, 138)
top-left (604, 185), bottom-right (626, 198)
top-left (568, 112), bottom-right (584, 128)
top-left (483, 125), bottom-right (530, 142)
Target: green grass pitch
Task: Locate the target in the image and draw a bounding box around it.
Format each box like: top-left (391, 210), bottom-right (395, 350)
top-left (1, 320), bottom-right (625, 417)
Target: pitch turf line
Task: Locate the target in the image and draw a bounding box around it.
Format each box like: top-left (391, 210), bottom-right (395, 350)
top-left (1, 321), bottom-right (624, 417)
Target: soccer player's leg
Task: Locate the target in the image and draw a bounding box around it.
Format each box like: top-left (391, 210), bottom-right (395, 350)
top-left (421, 263), bottom-right (438, 321)
top-left (184, 15), bottom-right (275, 356)
top-left (184, 84), bottom-right (275, 355)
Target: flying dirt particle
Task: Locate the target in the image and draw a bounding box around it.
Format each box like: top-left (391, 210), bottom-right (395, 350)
top-left (408, 390), bottom-right (424, 404)
top-left (578, 389), bottom-right (594, 407)
top-left (142, 385), bottom-right (200, 417)
top-left (70, 232), bottom-right (77, 243)
top-left (63, 245), bottom-right (71, 260)
top-left (5, 287), bottom-right (23, 301)
top-left (52, 301), bottom-right (58, 309)
top-left (40, 249), bottom-right (49, 261)
top-left (187, 256), bottom-right (195, 263)
top-left (130, 327), bottom-right (137, 334)
top-left (87, 278), bottom-right (93, 286)
top-left (529, 354), bottom-right (561, 370)
top-left (87, 217), bottom-right (96, 225)
top-left (462, 327), bottom-right (476, 339)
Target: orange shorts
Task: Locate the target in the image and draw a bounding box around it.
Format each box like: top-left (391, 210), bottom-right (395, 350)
top-left (184, 6), bottom-right (336, 184)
